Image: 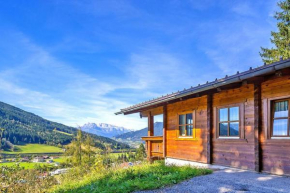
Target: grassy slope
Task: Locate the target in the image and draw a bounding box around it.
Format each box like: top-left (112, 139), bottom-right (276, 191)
top-left (2, 144), bottom-right (63, 154)
top-left (50, 161), bottom-right (212, 193)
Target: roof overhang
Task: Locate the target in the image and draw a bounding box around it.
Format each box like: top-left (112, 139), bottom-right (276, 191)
top-left (115, 59), bottom-right (290, 115)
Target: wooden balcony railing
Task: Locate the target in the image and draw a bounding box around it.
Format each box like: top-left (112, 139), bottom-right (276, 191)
top-left (141, 136), bottom-right (164, 161)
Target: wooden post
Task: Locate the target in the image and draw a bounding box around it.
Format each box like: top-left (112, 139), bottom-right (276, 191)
top-left (207, 94), bottom-right (213, 164)
top-left (163, 105), bottom-right (167, 158)
top-left (147, 112), bottom-right (154, 161)
top-left (254, 82), bottom-right (262, 172)
top-left (148, 111), bottom-right (154, 136)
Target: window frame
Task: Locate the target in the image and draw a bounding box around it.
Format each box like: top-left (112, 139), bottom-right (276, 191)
top-left (176, 110), bottom-right (196, 140)
top-left (215, 103), bottom-right (245, 139)
top-left (270, 98), bottom-right (290, 138)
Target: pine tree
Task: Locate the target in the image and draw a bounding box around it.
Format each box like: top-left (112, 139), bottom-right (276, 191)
top-left (260, 0), bottom-right (290, 64)
top-left (0, 128), bottom-right (5, 150)
top-left (66, 128), bottom-right (83, 165)
top-left (135, 143), bottom-right (146, 161)
top-left (84, 134), bottom-right (95, 164)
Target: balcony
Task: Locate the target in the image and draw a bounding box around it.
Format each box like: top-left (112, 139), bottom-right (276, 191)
top-left (141, 136), bottom-right (164, 161)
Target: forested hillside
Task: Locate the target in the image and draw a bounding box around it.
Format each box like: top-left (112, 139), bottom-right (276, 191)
top-left (0, 101), bottom-right (129, 149)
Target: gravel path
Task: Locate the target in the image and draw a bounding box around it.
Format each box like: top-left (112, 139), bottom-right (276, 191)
top-left (137, 168), bottom-right (290, 193)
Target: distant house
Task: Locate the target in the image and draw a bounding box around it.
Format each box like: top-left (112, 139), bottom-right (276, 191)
top-left (32, 157), bottom-right (45, 163)
top-left (46, 160), bottom-right (54, 163)
top-left (21, 157), bottom-right (30, 162)
top-left (116, 59), bottom-right (290, 176)
top-left (50, 156), bottom-right (59, 160)
top-left (120, 162), bottom-right (133, 168)
top-left (43, 155), bottom-right (50, 159)
top-left (54, 162), bottom-right (60, 167)
top-left (49, 168), bottom-right (68, 176)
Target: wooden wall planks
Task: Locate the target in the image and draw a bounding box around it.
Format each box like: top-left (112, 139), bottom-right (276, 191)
top-left (212, 84), bottom-right (255, 170)
top-left (261, 75), bottom-right (290, 175)
top-left (165, 96), bottom-right (208, 163)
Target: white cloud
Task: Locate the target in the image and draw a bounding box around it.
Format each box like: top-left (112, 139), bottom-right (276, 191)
top-left (0, 32), bottom-right (150, 130)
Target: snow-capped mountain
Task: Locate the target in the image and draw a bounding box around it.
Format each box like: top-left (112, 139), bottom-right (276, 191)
top-left (81, 123), bottom-right (132, 138)
top-left (115, 122), bottom-right (163, 141)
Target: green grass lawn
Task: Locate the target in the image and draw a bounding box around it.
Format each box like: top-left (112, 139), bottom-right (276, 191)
top-left (0, 162), bottom-right (48, 169)
top-left (50, 161), bottom-right (212, 193)
top-left (53, 156), bottom-right (66, 163)
top-left (2, 144), bottom-right (63, 154)
top-left (0, 156), bottom-right (67, 169)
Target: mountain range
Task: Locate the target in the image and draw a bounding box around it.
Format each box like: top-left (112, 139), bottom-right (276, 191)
top-left (0, 101), bottom-right (129, 150)
top-left (81, 123), bottom-right (132, 138)
top-left (115, 122), bottom-right (163, 142)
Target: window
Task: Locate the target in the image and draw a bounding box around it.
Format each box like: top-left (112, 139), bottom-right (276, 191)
top-left (272, 99), bottom-right (290, 137)
top-left (178, 113), bottom-right (194, 137)
top-left (218, 106), bottom-right (240, 137)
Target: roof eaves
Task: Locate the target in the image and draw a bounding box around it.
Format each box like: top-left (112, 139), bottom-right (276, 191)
top-left (116, 59), bottom-right (290, 115)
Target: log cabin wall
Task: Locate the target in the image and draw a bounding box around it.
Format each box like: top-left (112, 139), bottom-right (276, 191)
top-left (166, 95), bottom-right (208, 163)
top-left (261, 74), bottom-right (290, 175)
top-left (212, 84), bottom-right (255, 170)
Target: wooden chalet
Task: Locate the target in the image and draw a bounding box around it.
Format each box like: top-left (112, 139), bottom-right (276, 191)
top-left (116, 59), bottom-right (290, 175)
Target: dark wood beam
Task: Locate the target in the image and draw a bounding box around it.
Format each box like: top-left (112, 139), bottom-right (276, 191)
top-left (207, 94), bottom-right (213, 164)
top-left (148, 111), bottom-right (154, 136)
top-left (163, 105), bottom-right (167, 158)
top-left (254, 82), bottom-right (262, 172)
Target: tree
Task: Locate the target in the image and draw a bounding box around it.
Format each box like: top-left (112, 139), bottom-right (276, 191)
top-left (66, 128), bottom-right (83, 165)
top-left (135, 143), bottom-right (146, 161)
top-left (0, 128), bottom-right (5, 150)
top-left (260, 0), bottom-right (290, 64)
top-left (84, 134), bottom-right (95, 164)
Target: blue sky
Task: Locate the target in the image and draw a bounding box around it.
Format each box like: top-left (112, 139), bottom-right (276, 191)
top-left (0, 0), bottom-right (278, 130)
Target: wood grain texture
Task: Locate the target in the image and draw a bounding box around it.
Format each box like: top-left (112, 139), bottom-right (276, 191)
top-left (165, 96), bottom-right (208, 163)
top-left (207, 94), bottom-right (213, 164)
top-left (254, 82), bottom-right (262, 172)
top-left (261, 75), bottom-right (290, 175)
top-left (212, 84), bottom-right (255, 170)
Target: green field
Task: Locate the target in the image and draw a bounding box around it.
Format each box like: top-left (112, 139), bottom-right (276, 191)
top-left (2, 144), bottom-right (63, 154)
top-left (0, 156), bottom-right (66, 169)
top-left (0, 162), bottom-right (48, 169)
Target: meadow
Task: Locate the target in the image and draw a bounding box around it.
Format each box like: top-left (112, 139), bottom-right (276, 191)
top-left (0, 162), bottom-right (48, 169)
top-left (0, 156), bottom-right (66, 169)
top-left (2, 144), bottom-right (63, 154)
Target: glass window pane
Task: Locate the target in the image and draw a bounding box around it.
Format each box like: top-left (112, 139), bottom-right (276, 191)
top-left (273, 119), bottom-right (288, 136)
top-left (219, 108), bottom-right (228, 122)
top-left (186, 125), bottom-right (193, 136)
top-left (229, 122), bottom-right (239, 136)
top-left (179, 114), bottom-right (185, 125)
top-left (186, 113), bottom-right (193, 124)
top-left (230, 107), bottom-right (239, 121)
top-left (179, 126), bottom-right (185, 136)
top-left (219, 123), bottom-right (228, 136)
top-left (274, 101), bottom-right (288, 118)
